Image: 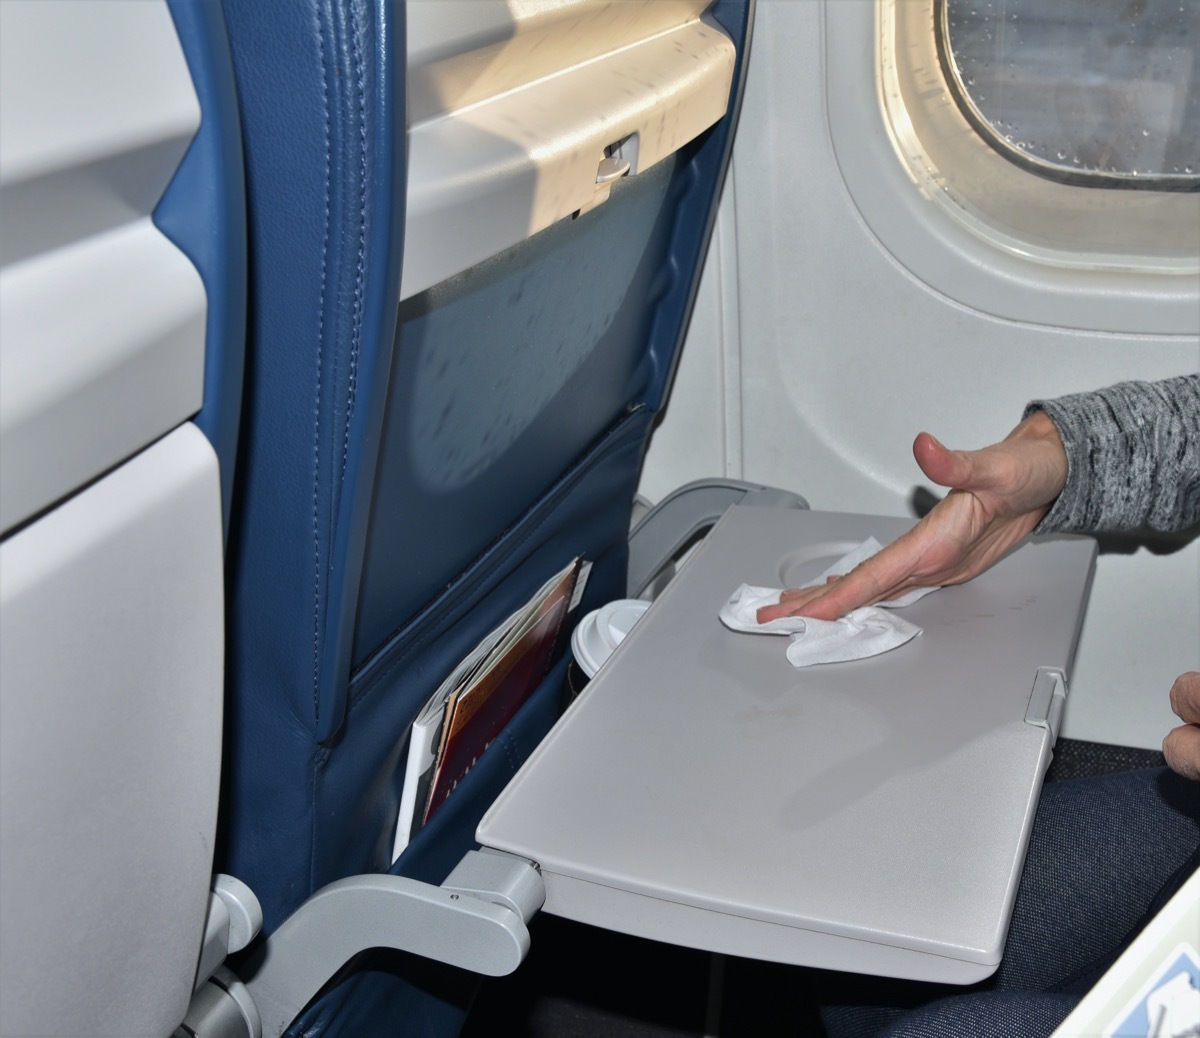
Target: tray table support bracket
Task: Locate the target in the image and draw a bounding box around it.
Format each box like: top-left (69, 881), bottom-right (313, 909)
top-left (233, 850), bottom-right (543, 1038)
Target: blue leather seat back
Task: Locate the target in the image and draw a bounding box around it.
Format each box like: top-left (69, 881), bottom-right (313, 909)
top-left (356, 152), bottom-right (683, 667)
top-left (218, 1), bottom-right (752, 1033)
top-left (219, 0), bottom-right (406, 920)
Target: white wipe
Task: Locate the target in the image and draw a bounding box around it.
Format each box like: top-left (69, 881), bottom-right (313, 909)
top-left (717, 538), bottom-right (936, 667)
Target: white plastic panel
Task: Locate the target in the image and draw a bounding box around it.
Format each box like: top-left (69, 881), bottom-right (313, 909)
top-left (1, 219), bottom-right (207, 533)
top-left (0, 0), bottom-right (206, 534)
top-left (0, 0), bottom-right (200, 266)
top-left (640, 0), bottom-right (1200, 750)
top-left (0, 425), bottom-right (224, 1038)
top-left (402, 0), bottom-right (735, 298)
top-left (482, 507), bottom-right (1096, 983)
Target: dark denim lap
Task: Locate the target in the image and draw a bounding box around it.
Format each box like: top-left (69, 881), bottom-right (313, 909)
top-left (878, 991), bottom-right (1080, 1038)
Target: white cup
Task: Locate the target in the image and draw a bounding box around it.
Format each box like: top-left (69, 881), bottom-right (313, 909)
top-left (570, 599), bottom-right (651, 679)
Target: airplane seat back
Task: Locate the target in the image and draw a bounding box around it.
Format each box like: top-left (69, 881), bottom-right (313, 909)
top-left (216, 0), bottom-right (751, 1032)
top-left (0, 1), bottom-right (245, 1035)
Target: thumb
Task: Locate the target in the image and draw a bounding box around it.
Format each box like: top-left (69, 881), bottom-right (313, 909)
top-left (913, 433), bottom-right (977, 490)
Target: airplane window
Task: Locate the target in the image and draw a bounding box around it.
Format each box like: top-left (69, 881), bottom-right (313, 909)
top-left (939, 0), bottom-right (1199, 189)
top-left (876, 0), bottom-right (1200, 272)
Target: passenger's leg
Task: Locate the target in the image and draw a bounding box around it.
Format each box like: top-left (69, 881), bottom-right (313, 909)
top-left (993, 767), bottom-right (1200, 994)
top-left (877, 991), bottom-right (1080, 1038)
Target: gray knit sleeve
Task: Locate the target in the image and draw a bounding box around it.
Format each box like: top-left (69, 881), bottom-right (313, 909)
top-left (1024, 374), bottom-right (1200, 535)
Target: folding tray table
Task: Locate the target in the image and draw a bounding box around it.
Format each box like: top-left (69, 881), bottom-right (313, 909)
top-left (479, 505), bottom-right (1096, 983)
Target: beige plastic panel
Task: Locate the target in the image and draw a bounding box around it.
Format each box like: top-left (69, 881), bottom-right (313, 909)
top-left (402, 0), bottom-right (736, 299)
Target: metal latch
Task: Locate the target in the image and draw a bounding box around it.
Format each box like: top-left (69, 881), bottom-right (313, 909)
top-left (596, 154), bottom-right (631, 184)
top-left (576, 135), bottom-right (638, 216)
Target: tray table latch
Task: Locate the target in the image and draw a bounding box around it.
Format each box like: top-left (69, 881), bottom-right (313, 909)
top-left (1025, 667), bottom-right (1068, 742)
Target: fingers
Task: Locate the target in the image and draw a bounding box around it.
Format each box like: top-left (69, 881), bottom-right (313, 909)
top-left (796, 566), bottom-right (895, 620)
top-left (757, 581), bottom-right (859, 623)
top-left (756, 544), bottom-right (920, 623)
top-left (757, 504), bottom-right (962, 623)
top-left (756, 585), bottom-right (824, 623)
top-left (1163, 725), bottom-right (1200, 781)
top-left (1163, 672), bottom-right (1200, 781)
top-left (775, 575), bottom-right (838, 602)
top-left (1169, 671), bottom-right (1200, 723)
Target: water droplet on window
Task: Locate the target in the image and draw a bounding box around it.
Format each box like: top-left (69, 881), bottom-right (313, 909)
top-left (1142, 129), bottom-right (1150, 137)
top-left (1057, 151), bottom-right (1067, 160)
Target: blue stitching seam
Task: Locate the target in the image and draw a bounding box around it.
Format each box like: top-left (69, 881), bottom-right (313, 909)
top-left (312, 3), bottom-right (332, 727)
top-left (341, 5), bottom-right (367, 480)
top-left (311, 0), bottom-right (333, 892)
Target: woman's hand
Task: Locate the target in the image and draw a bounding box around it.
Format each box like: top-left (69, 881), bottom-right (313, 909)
top-left (757, 410), bottom-right (1069, 623)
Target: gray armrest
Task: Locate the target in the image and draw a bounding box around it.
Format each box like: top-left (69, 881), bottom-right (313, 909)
top-left (627, 479), bottom-right (808, 598)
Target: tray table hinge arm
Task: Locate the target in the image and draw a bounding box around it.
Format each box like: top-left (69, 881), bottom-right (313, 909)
top-left (238, 851), bottom-right (543, 1038)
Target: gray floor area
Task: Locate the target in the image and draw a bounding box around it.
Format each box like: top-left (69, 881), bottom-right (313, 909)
top-left (461, 739), bottom-right (1167, 1037)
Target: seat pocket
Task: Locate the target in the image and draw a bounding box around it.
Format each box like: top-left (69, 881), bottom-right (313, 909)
top-left (311, 404), bottom-right (655, 893)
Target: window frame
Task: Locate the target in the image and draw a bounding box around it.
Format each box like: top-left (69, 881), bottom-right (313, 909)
top-left (873, 0), bottom-right (1199, 275)
top-left (813, 1), bottom-right (1197, 334)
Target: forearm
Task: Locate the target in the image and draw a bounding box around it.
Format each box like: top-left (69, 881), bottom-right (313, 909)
top-left (1026, 374), bottom-right (1200, 535)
